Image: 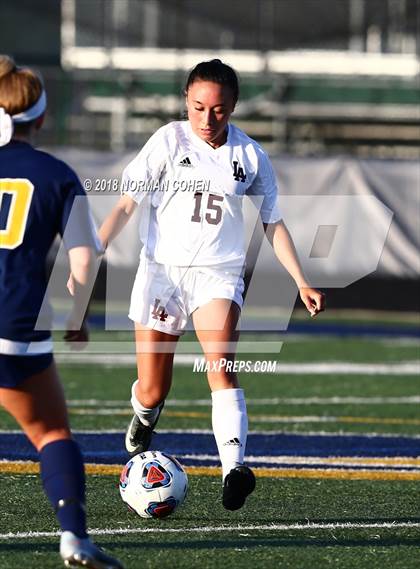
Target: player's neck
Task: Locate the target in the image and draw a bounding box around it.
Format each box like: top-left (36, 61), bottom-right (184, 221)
top-left (206, 129), bottom-right (228, 149)
top-left (11, 121), bottom-right (38, 145)
top-left (12, 132), bottom-right (34, 144)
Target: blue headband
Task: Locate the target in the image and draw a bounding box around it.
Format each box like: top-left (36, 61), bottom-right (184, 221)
top-left (0, 90), bottom-right (47, 146)
top-left (12, 90), bottom-right (47, 123)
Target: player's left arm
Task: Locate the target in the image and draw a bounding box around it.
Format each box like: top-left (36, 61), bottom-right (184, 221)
top-left (263, 220), bottom-right (326, 317)
top-left (64, 245), bottom-right (97, 348)
top-left (60, 167), bottom-right (104, 345)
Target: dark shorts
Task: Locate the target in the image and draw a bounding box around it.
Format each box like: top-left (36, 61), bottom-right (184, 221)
top-left (0, 354), bottom-right (53, 388)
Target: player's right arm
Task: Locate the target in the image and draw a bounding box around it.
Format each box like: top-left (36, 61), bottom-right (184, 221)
top-left (66, 193), bottom-right (137, 298)
top-left (98, 193), bottom-right (137, 250)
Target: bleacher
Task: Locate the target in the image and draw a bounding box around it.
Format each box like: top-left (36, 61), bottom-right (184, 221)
top-left (39, 67), bottom-right (419, 159)
top-left (5, 0), bottom-right (417, 158)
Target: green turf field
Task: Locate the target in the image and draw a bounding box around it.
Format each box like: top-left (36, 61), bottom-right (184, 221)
top-left (0, 328), bottom-right (419, 568)
top-left (0, 475), bottom-right (419, 569)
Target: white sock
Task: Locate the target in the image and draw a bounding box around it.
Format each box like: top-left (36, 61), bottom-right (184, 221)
top-left (130, 380), bottom-right (160, 427)
top-left (211, 388), bottom-right (248, 480)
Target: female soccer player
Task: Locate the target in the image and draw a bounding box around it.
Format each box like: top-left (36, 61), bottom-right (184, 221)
top-left (98, 59), bottom-right (325, 511)
top-left (0, 55), bottom-right (123, 568)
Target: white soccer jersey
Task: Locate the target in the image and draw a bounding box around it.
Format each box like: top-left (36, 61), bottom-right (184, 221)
top-left (122, 120), bottom-right (281, 268)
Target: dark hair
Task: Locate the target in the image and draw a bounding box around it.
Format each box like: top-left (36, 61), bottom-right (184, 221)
top-left (185, 59), bottom-right (239, 103)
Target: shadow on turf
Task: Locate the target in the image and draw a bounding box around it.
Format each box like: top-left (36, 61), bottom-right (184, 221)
top-left (2, 534), bottom-right (420, 554)
top-left (0, 542), bottom-right (57, 553)
top-left (103, 537), bottom-right (420, 550)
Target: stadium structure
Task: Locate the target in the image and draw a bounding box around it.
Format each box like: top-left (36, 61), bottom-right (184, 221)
top-left (3, 0), bottom-right (419, 158)
top-left (3, 0), bottom-right (419, 312)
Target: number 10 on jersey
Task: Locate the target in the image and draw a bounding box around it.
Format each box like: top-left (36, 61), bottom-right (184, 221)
top-left (0, 179), bottom-right (34, 250)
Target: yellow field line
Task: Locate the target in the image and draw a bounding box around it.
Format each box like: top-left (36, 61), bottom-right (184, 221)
top-left (165, 411), bottom-right (209, 418)
top-left (85, 465), bottom-right (420, 481)
top-left (1, 461), bottom-right (420, 481)
top-left (338, 416), bottom-right (420, 425)
top-left (256, 468), bottom-right (420, 481)
top-left (68, 408), bottom-right (420, 426)
top-left (69, 410), bottom-right (210, 418)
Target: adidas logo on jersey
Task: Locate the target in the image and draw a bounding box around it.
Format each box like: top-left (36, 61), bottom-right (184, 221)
top-left (222, 437), bottom-right (242, 447)
top-left (178, 156), bottom-right (193, 167)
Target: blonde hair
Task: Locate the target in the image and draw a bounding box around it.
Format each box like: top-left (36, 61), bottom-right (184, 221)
top-left (0, 55), bottom-right (43, 116)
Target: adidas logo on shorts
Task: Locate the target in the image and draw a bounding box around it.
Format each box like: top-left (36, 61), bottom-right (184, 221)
top-left (179, 156), bottom-right (193, 167)
top-left (223, 437), bottom-right (242, 447)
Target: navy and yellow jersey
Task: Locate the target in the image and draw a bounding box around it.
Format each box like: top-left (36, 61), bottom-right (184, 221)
top-left (0, 140), bottom-right (98, 350)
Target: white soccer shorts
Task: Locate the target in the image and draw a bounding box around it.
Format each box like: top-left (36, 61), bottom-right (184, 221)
top-left (128, 256), bottom-right (245, 335)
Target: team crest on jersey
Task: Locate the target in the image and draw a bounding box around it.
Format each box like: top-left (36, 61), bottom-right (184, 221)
top-left (232, 160), bottom-right (246, 182)
top-left (151, 298), bottom-right (169, 322)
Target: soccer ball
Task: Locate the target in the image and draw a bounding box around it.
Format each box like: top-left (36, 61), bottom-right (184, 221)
top-left (119, 451), bottom-right (188, 518)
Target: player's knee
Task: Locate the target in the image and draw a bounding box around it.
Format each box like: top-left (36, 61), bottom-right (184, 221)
top-left (136, 385), bottom-right (166, 409)
top-left (28, 427), bottom-right (72, 452)
top-left (208, 369), bottom-right (239, 391)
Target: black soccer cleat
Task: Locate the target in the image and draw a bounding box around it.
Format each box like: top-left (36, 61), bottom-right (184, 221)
top-left (125, 402), bottom-right (165, 456)
top-left (222, 465), bottom-right (256, 511)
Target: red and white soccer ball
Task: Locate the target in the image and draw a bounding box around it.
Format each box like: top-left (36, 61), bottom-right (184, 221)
top-left (119, 451), bottom-right (188, 518)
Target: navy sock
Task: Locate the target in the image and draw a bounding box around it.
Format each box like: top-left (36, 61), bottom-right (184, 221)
top-left (40, 439), bottom-right (87, 538)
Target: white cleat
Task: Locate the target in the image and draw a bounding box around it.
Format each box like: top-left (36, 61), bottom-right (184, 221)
top-left (60, 531), bottom-right (124, 569)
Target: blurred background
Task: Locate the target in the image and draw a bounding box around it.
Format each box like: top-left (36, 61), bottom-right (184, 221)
top-left (2, 0), bottom-right (419, 326)
top-left (2, 7), bottom-right (420, 562)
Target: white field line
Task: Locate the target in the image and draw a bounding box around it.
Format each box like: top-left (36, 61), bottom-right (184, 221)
top-left (1, 428), bottom-right (420, 438)
top-left (381, 338), bottom-right (420, 347)
top-left (1, 521), bottom-right (419, 540)
top-left (55, 353), bottom-right (420, 375)
top-left (179, 454), bottom-right (420, 468)
top-left (272, 362), bottom-right (419, 375)
top-left (245, 416), bottom-right (420, 425)
top-left (1, 455), bottom-right (419, 468)
top-left (67, 396), bottom-right (420, 407)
